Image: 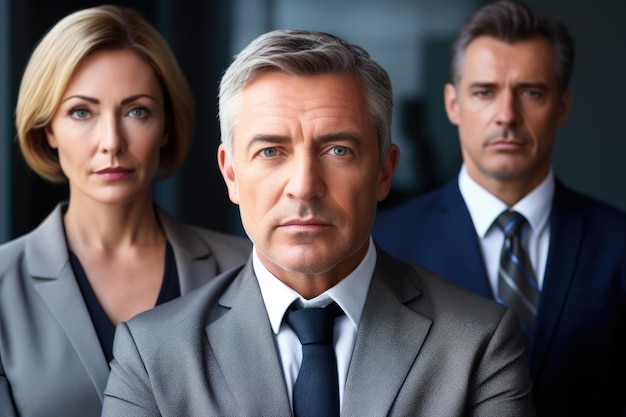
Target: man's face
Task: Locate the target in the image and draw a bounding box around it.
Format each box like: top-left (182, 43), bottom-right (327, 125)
top-left (444, 35), bottom-right (571, 192)
top-left (218, 72), bottom-right (398, 289)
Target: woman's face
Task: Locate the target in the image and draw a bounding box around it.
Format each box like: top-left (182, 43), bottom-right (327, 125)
top-left (46, 49), bottom-right (167, 206)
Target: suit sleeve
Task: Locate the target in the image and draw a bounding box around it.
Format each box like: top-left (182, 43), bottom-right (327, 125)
top-left (468, 308), bottom-right (536, 417)
top-left (102, 322), bottom-right (160, 416)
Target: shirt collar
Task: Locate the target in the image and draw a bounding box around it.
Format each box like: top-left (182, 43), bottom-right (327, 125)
top-left (254, 237), bottom-right (376, 334)
top-left (459, 164), bottom-right (554, 236)
top-left (513, 172), bottom-right (554, 233)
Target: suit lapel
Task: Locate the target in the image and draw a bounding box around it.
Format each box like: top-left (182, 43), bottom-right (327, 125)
top-left (27, 203), bottom-right (109, 401)
top-left (529, 182), bottom-right (584, 377)
top-left (342, 251), bottom-right (431, 416)
top-left (206, 262), bottom-right (292, 416)
top-left (157, 208), bottom-right (218, 294)
top-left (439, 182), bottom-right (493, 297)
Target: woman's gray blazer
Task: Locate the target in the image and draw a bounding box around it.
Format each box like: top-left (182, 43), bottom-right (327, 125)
top-left (0, 202), bottom-right (251, 417)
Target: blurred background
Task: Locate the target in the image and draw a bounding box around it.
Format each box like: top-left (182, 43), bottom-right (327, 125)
top-left (1, 0), bottom-right (625, 243)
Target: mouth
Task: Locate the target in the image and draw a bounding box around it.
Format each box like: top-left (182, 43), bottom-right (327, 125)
top-left (95, 167), bottom-right (134, 181)
top-left (489, 139), bottom-right (527, 150)
top-left (279, 218), bottom-right (332, 232)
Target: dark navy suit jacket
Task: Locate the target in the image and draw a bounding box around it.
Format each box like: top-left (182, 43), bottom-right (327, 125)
top-left (373, 178), bottom-right (626, 417)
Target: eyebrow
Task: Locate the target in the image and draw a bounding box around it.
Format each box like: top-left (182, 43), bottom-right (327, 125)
top-left (468, 81), bottom-right (550, 91)
top-left (468, 82), bottom-right (497, 90)
top-left (516, 82), bottom-right (550, 91)
top-left (61, 94), bottom-right (158, 104)
top-left (246, 134), bottom-right (289, 154)
top-left (245, 131), bottom-right (363, 153)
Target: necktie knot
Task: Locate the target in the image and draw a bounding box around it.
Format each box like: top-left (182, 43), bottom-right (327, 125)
top-left (286, 302), bottom-right (343, 345)
top-left (495, 210), bottom-right (525, 238)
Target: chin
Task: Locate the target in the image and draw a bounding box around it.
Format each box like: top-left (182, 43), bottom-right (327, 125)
top-left (91, 192), bottom-right (146, 206)
top-left (482, 164), bottom-right (530, 181)
top-left (271, 248), bottom-right (341, 275)
top-left (281, 263), bottom-right (338, 275)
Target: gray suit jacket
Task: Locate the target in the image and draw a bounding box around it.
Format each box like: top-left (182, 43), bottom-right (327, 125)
top-left (0, 203), bottom-right (251, 417)
top-left (103, 249), bottom-right (535, 417)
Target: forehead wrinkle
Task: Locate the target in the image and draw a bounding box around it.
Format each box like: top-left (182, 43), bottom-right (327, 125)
top-left (463, 37), bottom-right (557, 88)
top-left (236, 72), bottom-right (374, 158)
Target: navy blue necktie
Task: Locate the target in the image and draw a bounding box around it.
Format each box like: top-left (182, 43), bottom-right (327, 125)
top-left (495, 210), bottom-right (539, 338)
top-left (286, 302), bottom-right (343, 417)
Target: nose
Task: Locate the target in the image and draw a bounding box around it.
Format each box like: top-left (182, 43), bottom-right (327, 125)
top-left (284, 152), bottom-right (326, 201)
top-left (99, 115), bottom-right (126, 155)
top-left (495, 91), bottom-right (520, 127)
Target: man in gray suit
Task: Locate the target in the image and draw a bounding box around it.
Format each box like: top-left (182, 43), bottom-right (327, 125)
top-left (103, 29), bottom-right (535, 416)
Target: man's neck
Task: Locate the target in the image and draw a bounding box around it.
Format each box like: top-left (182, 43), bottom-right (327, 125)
top-left (465, 165), bottom-right (551, 207)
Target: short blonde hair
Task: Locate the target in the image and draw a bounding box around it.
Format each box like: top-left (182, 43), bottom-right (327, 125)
top-left (16, 5), bottom-right (194, 182)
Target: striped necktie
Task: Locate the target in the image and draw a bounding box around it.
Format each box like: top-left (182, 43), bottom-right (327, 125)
top-left (495, 210), bottom-right (539, 339)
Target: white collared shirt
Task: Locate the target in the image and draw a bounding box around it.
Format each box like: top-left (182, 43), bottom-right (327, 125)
top-left (458, 164), bottom-right (553, 295)
top-left (254, 236), bottom-right (375, 410)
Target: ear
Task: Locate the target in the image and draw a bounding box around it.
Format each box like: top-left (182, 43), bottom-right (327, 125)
top-left (556, 88), bottom-right (572, 127)
top-left (217, 144), bottom-right (239, 204)
top-left (443, 83), bottom-right (460, 126)
top-left (45, 125), bottom-right (58, 149)
top-left (376, 143), bottom-right (400, 202)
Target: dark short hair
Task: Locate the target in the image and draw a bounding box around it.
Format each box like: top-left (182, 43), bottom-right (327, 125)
top-left (450, 0), bottom-right (574, 94)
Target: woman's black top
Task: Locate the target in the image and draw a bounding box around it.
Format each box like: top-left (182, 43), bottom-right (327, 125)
top-left (69, 242), bottom-right (180, 364)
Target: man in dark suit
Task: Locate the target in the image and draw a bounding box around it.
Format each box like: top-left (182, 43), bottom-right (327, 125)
top-left (373, 1), bottom-right (626, 416)
top-left (102, 29), bottom-right (535, 416)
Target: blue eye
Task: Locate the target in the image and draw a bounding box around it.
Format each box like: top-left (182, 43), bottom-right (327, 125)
top-left (70, 108), bottom-right (90, 119)
top-left (523, 90), bottom-right (542, 99)
top-left (260, 148), bottom-right (278, 157)
top-left (129, 107), bottom-right (149, 118)
top-left (474, 90), bottom-right (493, 98)
top-left (331, 146), bottom-right (349, 156)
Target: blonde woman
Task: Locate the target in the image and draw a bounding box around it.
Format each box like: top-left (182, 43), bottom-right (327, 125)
top-left (0, 6), bottom-right (250, 417)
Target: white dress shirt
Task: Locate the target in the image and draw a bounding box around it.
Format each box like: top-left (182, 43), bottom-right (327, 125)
top-left (458, 164), bottom-right (553, 295)
top-left (253, 236), bottom-right (375, 410)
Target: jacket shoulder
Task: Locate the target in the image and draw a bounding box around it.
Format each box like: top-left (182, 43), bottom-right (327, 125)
top-left (0, 235), bottom-right (28, 283)
top-left (378, 249), bottom-right (505, 321)
top-left (555, 183), bottom-right (626, 235)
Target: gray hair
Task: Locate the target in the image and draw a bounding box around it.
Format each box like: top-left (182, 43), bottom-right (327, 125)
top-left (218, 29), bottom-right (393, 163)
top-left (450, 0), bottom-right (574, 94)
